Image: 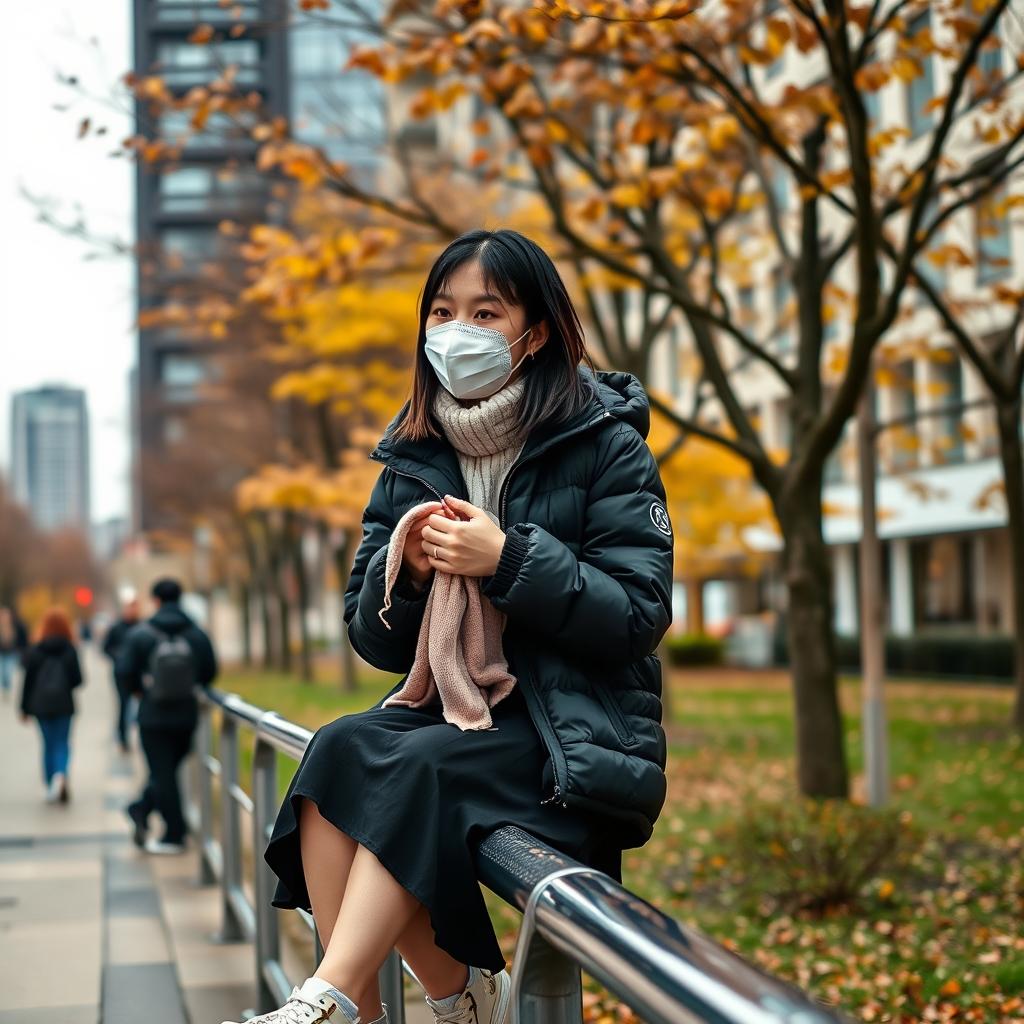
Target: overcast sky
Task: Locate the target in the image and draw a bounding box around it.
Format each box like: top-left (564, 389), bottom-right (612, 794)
top-left (0, 2), bottom-right (134, 524)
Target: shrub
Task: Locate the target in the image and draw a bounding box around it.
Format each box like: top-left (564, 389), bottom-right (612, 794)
top-left (713, 799), bottom-right (919, 916)
top-left (665, 632), bottom-right (725, 666)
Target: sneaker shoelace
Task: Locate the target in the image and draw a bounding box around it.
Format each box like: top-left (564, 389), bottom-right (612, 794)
top-left (267, 990), bottom-right (333, 1024)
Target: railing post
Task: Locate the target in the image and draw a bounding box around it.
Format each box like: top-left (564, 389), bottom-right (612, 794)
top-left (195, 706), bottom-right (216, 885)
top-left (514, 935), bottom-right (583, 1024)
top-left (378, 949), bottom-right (407, 1024)
top-left (218, 714), bottom-right (245, 942)
top-left (253, 736), bottom-right (284, 1012)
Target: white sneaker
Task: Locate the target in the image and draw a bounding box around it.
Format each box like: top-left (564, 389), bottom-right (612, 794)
top-left (144, 837), bottom-right (187, 856)
top-left (46, 774), bottom-right (65, 803)
top-left (221, 978), bottom-right (360, 1024)
top-left (426, 967), bottom-right (510, 1024)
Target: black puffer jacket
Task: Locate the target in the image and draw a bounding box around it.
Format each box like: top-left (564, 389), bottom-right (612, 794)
top-left (20, 637), bottom-right (83, 718)
top-left (116, 603), bottom-right (218, 730)
top-left (344, 368), bottom-right (674, 847)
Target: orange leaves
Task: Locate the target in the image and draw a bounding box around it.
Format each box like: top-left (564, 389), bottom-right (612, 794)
top-left (923, 244), bottom-right (972, 269)
top-left (188, 24), bottom-right (215, 45)
top-left (892, 55), bottom-right (923, 83)
top-left (298, 0), bottom-right (330, 9)
top-left (408, 81), bottom-right (467, 118)
top-left (503, 82), bottom-right (545, 120)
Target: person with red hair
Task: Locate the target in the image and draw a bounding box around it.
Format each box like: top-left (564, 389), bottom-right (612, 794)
top-left (19, 607), bottom-right (84, 803)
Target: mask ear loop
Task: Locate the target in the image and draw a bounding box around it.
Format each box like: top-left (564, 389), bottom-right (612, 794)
top-left (508, 327), bottom-right (533, 375)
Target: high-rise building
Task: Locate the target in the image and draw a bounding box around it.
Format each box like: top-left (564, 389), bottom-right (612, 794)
top-left (10, 386), bottom-right (91, 532)
top-left (131, 0), bottom-right (384, 532)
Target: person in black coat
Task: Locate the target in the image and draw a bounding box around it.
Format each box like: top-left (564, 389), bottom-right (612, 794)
top-left (117, 578), bottom-right (217, 855)
top-left (0, 604), bottom-right (28, 700)
top-left (240, 230), bottom-right (674, 1024)
top-left (20, 608), bottom-right (83, 804)
top-left (102, 596), bottom-right (141, 753)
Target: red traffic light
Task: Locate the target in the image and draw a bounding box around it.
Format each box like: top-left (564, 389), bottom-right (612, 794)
top-left (74, 587), bottom-right (94, 608)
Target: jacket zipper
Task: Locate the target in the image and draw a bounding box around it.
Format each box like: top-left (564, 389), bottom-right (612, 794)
top-left (496, 411), bottom-right (610, 809)
top-left (369, 451), bottom-right (445, 502)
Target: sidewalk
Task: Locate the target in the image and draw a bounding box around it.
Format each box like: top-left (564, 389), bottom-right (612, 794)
top-left (0, 644), bottom-right (252, 1024)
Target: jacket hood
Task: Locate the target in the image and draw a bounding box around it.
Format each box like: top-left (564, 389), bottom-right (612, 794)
top-left (586, 369), bottom-right (650, 440)
top-left (379, 366), bottom-right (651, 451)
top-left (38, 636), bottom-right (72, 654)
top-left (149, 603), bottom-right (195, 635)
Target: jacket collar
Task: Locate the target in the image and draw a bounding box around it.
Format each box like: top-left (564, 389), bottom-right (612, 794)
top-left (369, 367), bottom-right (616, 500)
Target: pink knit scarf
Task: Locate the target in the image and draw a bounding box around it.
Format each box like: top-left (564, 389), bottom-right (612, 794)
top-left (376, 500), bottom-right (516, 731)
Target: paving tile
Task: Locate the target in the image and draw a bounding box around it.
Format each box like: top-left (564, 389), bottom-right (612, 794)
top-left (107, 914), bottom-right (172, 966)
top-left (105, 885), bottom-right (161, 919)
top-left (101, 963), bottom-right (187, 1024)
top-left (0, 918), bottom-right (102, 1009)
top-left (0, 1004), bottom-right (99, 1024)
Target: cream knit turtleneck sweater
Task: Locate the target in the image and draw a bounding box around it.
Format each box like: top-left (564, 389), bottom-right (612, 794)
top-left (432, 379), bottom-right (528, 520)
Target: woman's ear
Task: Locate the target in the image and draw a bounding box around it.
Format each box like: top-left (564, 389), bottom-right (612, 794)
top-left (528, 320), bottom-right (550, 357)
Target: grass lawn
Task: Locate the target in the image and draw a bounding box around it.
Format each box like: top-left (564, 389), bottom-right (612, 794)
top-left (216, 662), bottom-right (1024, 1023)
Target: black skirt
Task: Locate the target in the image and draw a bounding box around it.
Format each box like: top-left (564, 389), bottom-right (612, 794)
top-left (264, 684), bottom-right (621, 973)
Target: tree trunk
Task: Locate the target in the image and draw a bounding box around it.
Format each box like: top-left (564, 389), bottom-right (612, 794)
top-left (289, 514), bottom-right (314, 684)
top-left (334, 533), bottom-right (358, 693)
top-left (685, 577), bottom-right (704, 634)
top-left (995, 401), bottom-right (1024, 731)
top-left (266, 522), bottom-right (292, 673)
top-left (241, 521), bottom-right (274, 669)
top-left (777, 487), bottom-right (850, 798)
top-left (239, 579), bottom-right (253, 668)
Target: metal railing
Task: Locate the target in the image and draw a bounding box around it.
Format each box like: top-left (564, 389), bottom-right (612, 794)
top-left (186, 688), bottom-right (849, 1024)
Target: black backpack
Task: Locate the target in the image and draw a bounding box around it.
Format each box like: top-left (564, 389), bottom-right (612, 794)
top-left (29, 656), bottom-right (70, 717)
top-left (144, 626), bottom-right (196, 703)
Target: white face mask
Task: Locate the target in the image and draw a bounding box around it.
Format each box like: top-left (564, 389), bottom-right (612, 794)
top-left (424, 320), bottom-right (531, 400)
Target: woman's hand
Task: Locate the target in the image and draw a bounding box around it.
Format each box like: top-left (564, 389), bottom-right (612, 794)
top-left (421, 495), bottom-right (507, 578)
top-left (401, 503), bottom-right (455, 586)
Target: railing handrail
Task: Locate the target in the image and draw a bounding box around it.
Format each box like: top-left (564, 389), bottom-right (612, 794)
top-left (189, 687), bottom-right (849, 1024)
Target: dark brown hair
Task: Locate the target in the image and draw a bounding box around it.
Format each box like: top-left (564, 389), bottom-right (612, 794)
top-left (37, 607), bottom-right (73, 643)
top-left (392, 229), bottom-right (597, 443)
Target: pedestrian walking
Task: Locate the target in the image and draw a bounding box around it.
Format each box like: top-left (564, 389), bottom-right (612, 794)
top-left (102, 596), bottom-right (141, 753)
top-left (0, 605), bottom-right (28, 700)
top-left (19, 607), bottom-right (83, 804)
top-left (117, 578), bottom-right (217, 855)
top-left (234, 229), bottom-right (674, 1024)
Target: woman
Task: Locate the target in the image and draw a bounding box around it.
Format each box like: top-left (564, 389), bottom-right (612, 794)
top-left (20, 607), bottom-right (84, 804)
top-left (247, 229), bottom-right (674, 1024)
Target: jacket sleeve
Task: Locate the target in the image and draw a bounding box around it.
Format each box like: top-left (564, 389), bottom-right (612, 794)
top-left (189, 628), bottom-right (218, 687)
top-left (482, 424), bottom-right (674, 667)
top-left (343, 467), bottom-right (430, 674)
top-left (115, 626), bottom-right (148, 695)
top-left (67, 649), bottom-right (83, 689)
top-left (102, 625), bottom-right (119, 660)
top-left (19, 653), bottom-right (37, 716)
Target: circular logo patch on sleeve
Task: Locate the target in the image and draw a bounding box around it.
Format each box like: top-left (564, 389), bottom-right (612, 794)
top-left (650, 502), bottom-right (672, 537)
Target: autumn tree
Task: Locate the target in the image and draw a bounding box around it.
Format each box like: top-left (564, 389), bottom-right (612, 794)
top-left (300, 0), bottom-right (1021, 798)
top-left (120, 0), bottom-right (1024, 792)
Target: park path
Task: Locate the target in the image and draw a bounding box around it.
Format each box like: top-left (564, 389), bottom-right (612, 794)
top-left (0, 643), bottom-right (252, 1024)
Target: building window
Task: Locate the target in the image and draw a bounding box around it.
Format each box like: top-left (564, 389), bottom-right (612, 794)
top-left (887, 359), bottom-right (919, 472)
top-left (769, 163), bottom-right (789, 212)
top-left (155, 39), bottom-right (261, 89)
top-left (906, 12), bottom-right (935, 138)
top-left (977, 186), bottom-right (1012, 284)
top-left (160, 352), bottom-right (209, 401)
top-left (932, 350), bottom-right (965, 464)
top-left (911, 535), bottom-right (975, 627)
top-left (772, 265), bottom-right (793, 351)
